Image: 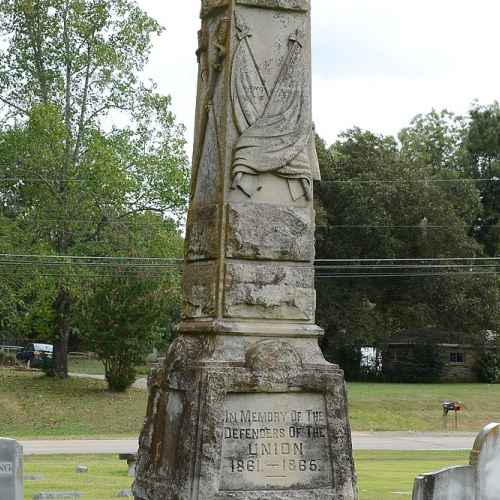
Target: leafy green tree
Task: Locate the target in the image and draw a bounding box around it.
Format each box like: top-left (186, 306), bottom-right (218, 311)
top-left (79, 272), bottom-right (181, 391)
top-left (399, 109), bottom-right (467, 172)
top-left (315, 128), bottom-right (499, 377)
top-left (77, 212), bottom-right (183, 391)
top-left (0, 0), bottom-right (190, 377)
top-left (384, 341), bottom-right (444, 384)
top-left (477, 349), bottom-right (498, 384)
top-left (465, 102), bottom-right (500, 257)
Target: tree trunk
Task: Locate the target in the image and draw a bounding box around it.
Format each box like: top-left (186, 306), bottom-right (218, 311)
top-left (53, 286), bottom-right (72, 378)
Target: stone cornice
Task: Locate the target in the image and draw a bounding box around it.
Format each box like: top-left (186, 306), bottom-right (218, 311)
top-left (201, 0), bottom-right (309, 18)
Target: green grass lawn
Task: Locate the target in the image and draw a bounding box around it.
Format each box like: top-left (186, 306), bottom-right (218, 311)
top-left (355, 450), bottom-right (468, 499)
top-left (24, 454), bottom-right (133, 500)
top-left (348, 382), bottom-right (500, 432)
top-left (0, 368), bottom-right (148, 439)
top-left (22, 452), bottom-right (468, 500)
top-left (67, 358), bottom-right (150, 376)
top-left (3, 368), bottom-right (500, 439)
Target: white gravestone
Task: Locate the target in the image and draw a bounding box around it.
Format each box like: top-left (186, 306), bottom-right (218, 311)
top-left (412, 422), bottom-right (500, 500)
top-left (0, 438), bottom-right (23, 500)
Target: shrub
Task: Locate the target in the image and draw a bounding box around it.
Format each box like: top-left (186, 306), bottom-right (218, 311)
top-left (104, 362), bottom-right (137, 392)
top-left (384, 342), bottom-right (444, 383)
top-left (0, 349), bottom-right (16, 367)
top-left (477, 350), bottom-right (498, 383)
top-left (38, 354), bottom-right (55, 377)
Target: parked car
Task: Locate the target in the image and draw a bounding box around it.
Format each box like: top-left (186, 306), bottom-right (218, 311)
top-left (16, 343), bottom-right (53, 368)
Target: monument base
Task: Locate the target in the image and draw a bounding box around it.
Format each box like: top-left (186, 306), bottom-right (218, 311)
top-left (133, 333), bottom-right (357, 500)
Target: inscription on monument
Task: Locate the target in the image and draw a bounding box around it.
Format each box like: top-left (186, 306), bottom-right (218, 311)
top-left (220, 393), bottom-right (333, 491)
top-left (0, 462), bottom-right (13, 475)
top-left (0, 438), bottom-right (23, 500)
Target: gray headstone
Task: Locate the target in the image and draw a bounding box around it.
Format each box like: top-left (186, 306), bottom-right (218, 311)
top-left (412, 422), bottom-right (500, 500)
top-left (75, 465), bottom-right (88, 474)
top-left (0, 437), bottom-right (23, 500)
top-left (25, 474), bottom-right (45, 481)
top-left (116, 490), bottom-right (133, 497)
top-left (118, 454), bottom-right (137, 477)
top-left (33, 493), bottom-right (83, 499)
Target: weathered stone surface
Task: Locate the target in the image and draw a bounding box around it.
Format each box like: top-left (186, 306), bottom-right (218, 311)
top-left (245, 340), bottom-right (302, 372)
top-left (186, 205), bottom-right (219, 261)
top-left (236, 0), bottom-right (309, 11)
top-left (224, 262), bottom-right (315, 320)
top-left (133, 335), bottom-right (357, 500)
top-left (226, 203), bottom-right (314, 261)
top-left (119, 454), bottom-right (137, 478)
top-left (412, 422), bottom-right (500, 500)
top-left (134, 0), bottom-right (357, 498)
top-left (0, 437), bottom-right (23, 500)
top-left (182, 262), bottom-right (217, 319)
top-left (220, 392), bottom-right (332, 491)
top-left (201, 0), bottom-right (229, 18)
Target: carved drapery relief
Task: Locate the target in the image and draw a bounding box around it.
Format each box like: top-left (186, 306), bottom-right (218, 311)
top-left (230, 10), bottom-right (319, 202)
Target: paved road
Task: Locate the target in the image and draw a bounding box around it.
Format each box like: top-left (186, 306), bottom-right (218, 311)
top-left (351, 431), bottom-right (476, 451)
top-left (20, 439), bottom-right (139, 455)
top-left (19, 432), bottom-right (477, 455)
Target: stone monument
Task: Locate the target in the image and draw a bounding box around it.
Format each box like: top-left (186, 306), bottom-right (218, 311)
top-left (133, 1), bottom-right (357, 499)
top-left (412, 422), bottom-right (500, 500)
top-left (0, 438), bottom-right (23, 500)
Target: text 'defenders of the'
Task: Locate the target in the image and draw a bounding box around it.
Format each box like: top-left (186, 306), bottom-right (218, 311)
top-left (220, 392), bottom-right (333, 491)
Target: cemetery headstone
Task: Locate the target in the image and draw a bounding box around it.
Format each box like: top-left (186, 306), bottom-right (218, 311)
top-left (116, 490), bottom-right (133, 498)
top-left (119, 454), bottom-right (137, 477)
top-left (25, 475), bottom-right (45, 481)
top-left (412, 422), bottom-right (500, 500)
top-left (133, 1), bottom-right (357, 499)
top-left (33, 493), bottom-right (83, 499)
top-left (0, 437), bottom-right (23, 500)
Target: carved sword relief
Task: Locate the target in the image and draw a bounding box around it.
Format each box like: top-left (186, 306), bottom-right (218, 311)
top-left (230, 11), bottom-right (319, 202)
top-left (191, 16), bottom-right (230, 200)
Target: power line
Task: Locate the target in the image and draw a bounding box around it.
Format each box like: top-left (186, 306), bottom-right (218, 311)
top-left (315, 271), bottom-right (500, 279)
top-left (317, 224), bottom-right (497, 230)
top-left (320, 178), bottom-right (500, 185)
top-left (0, 253), bottom-right (182, 262)
top-left (315, 257), bottom-right (500, 262)
top-left (2, 177), bottom-right (500, 185)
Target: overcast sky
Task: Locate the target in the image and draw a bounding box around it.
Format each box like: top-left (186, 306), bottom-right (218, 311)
top-left (137, 1), bottom-right (500, 156)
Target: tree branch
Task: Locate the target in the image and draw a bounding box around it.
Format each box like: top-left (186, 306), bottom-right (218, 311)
top-left (119, 206), bottom-right (164, 219)
top-left (0, 95), bottom-right (29, 116)
top-left (73, 40), bottom-right (94, 164)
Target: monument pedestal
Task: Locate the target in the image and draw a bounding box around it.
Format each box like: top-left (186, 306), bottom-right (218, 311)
top-left (134, 1), bottom-right (357, 497)
top-left (134, 332), bottom-right (356, 500)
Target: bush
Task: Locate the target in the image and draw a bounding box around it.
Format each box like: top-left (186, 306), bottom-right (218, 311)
top-left (38, 354), bottom-right (55, 377)
top-left (0, 349), bottom-right (16, 367)
top-left (477, 350), bottom-right (498, 383)
top-left (104, 363), bottom-right (137, 392)
top-left (384, 342), bottom-right (444, 383)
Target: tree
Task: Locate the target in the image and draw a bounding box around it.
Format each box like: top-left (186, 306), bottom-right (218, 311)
top-left (465, 102), bottom-right (500, 257)
top-left (315, 127), bottom-right (499, 378)
top-left (79, 273), bottom-right (181, 391)
top-left (399, 109), bottom-right (467, 172)
top-left (0, 0), bottom-right (190, 377)
top-left (77, 211), bottom-right (183, 391)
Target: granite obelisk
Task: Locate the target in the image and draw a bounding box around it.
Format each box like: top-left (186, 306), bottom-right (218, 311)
top-left (133, 1), bottom-right (357, 498)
